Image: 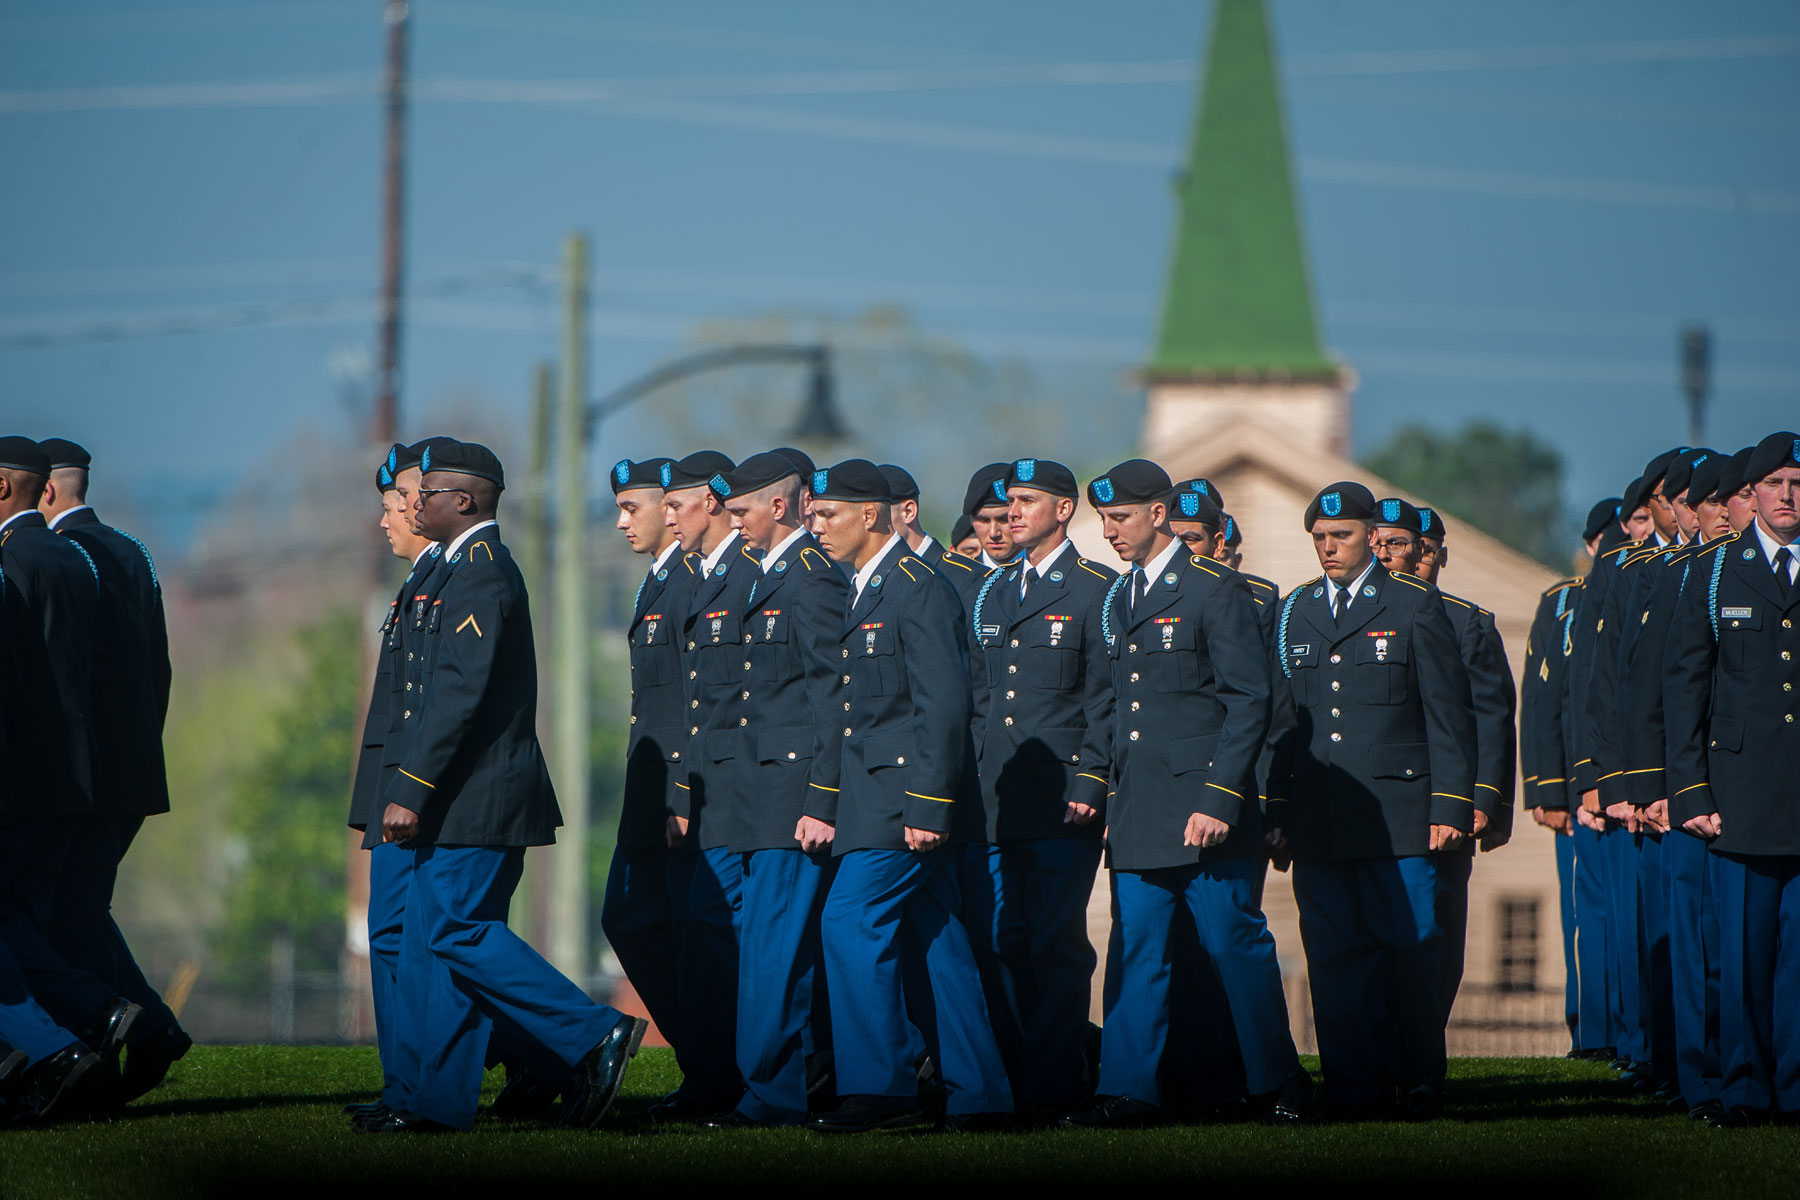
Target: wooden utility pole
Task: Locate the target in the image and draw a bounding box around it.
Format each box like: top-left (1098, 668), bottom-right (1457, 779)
top-left (344, 0), bottom-right (410, 1043)
top-left (549, 235), bottom-right (592, 984)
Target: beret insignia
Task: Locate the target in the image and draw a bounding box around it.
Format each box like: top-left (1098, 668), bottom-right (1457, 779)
top-left (614, 459), bottom-right (632, 485)
top-left (991, 479), bottom-right (1008, 503)
top-left (813, 469), bottom-right (829, 495)
top-left (1381, 499), bottom-right (1401, 523)
top-left (1179, 492), bottom-right (1200, 518)
top-left (710, 473), bottom-right (730, 496)
top-left (1092, 477), bottom-right (1114, 503)
top-left (1321, 491), bottom-right (1342, 518)
top-left (660, 461), bottom-right (673, 487)
top-left (1015, 458), bottom-right (1036, 482)
top-left (420, 446), bottom-right (431, 472)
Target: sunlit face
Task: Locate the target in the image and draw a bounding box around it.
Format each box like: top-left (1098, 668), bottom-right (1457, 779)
top-left (953, 534), bottom-right (981, 558)
top-left (1754, 466), bottom-right (1800, 538)
top-left (1098, 502), bottom-right (1165, 566)
top-left (1647, 483), bottom-right (1678, 540)
top-left (1311, 519), bottom-right (1374, 582)
top-left (972, 508), bottom-right (1015, 562)
top-left (1694, 496), bottom-right (1731, 542)
top-left (614, 487), bottom-right (668, 555)
top-left (1169, 521), bottom-right (1224, 563)
top-left (1372, 525), bottom-right (1421, 575)
top-left (723, 486), bottom-right (787, 552)
top-left (1007, 486), bottom-right (1070, 554)
top-left (1414, 536), bottom-right (1445, 584)
top-left (379, 488), bottom-right (411, 557)
top-left (663, 488), bottom-right (718, 550)
top-left (1726, 485), bottom-right (1757, 532)
top-left (393, 466), bottom-right (424, 536)
top-left (1671, 490), bottom-right (1700, 540)
top-left (1624, 506), bottom-right (1654, 542)
top-left (811, 500), bottom-right (877, 565)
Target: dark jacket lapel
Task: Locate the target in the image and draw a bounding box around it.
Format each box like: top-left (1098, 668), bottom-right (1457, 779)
top-left (1011, 554), bottom-right (1075, 628)
top-left (1330, 564), bottom-right (1395, 646)
top-left (1730, 534), bottom-right (1798, 612)
top-left (1126, 552), bottom-right (1186, 632)
top-left (844, 537), bottom-right (907, 634)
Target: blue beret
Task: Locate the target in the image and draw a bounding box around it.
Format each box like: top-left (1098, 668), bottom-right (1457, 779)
top-left (610, 456), bottom-right (674, 494)
top-left (712, 451), bottom-right (799, 499)
top-left (1005, 457), bottom-right (1078, 499)
top-left (1744, 430), bottom-right (1800, 486)
top-left (0, 436), bottom-right (51, 475)
top-left (665, 451), bottom-right (735, 492)
top-left (1304, 481), bottom-right (1376, 529)
top-left (420, 440), bottom-right (505, 490)
top-left (1583, 497), bottom-right (1623, 543)
top-left (1087, 459), bottom-right (1170, 507)
top-left (37, 438), bottom-right (90, 470)
top-left (1374, 497), bottom-right (1424, 534)
top-left (814, 458), bottom-right (891, 502)
top-left (878, 464), bottom-right (920, 502)
top-left (964, 463), bottom-right (1012, 514)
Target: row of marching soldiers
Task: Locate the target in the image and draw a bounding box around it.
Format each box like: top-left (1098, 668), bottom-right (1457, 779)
top-left (1523, 432), bottom-right (1800, 1129)
top-left (494, 446), bottom-right (1523, 1134)
top-left (0, 436), bottom-right (191, 1125)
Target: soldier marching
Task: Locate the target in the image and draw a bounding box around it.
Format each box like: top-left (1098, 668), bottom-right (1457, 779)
top-left (4, 427), bottom-right (1797, 1135)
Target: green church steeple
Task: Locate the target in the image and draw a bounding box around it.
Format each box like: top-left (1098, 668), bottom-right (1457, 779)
top-left (1148, 0), bottom-right (1334, 381)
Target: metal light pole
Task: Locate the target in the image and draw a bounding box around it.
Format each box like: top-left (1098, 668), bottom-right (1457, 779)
top-left (548, 235), bottom-right (592, 984)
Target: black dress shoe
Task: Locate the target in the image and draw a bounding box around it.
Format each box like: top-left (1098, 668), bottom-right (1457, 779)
top-left (807, 1094), bottom-right (932, 1134)
top-left (1686, 1098), bottom-right (1724, 1122)
top-left (1060, 1095), bottom-right (1163, 1129)
top-left (343, 1101), bottom-right (388, 1117)
top-left (558, 1014), bottom-right (648, 1130)
top-left (17, 1043), bottom-right (104, 1123)
top-left (1705, 1105), bottom-right (1765, 1129)
top-left (353, 1110), bottom-right (455, 1134)
top-left (1399, 1084), bottom-right (1444, 1121)
top-left (648, 1093), bottom-right (728, 1124)
top-left (347, 1103), bottom-right (395, 1127)
top-left (699, 1110), bottom-right (780, 1130)
top-left (1255, 1073), bottom-right (1317, 1125)
top-left (491, 1067), bottom-right (557, 1119)
top-left (120, 1023), bottom-right (191, 1104)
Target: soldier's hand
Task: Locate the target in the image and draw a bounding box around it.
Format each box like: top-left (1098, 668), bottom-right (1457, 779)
top-left (1579, 789), bottom-right (1601, 814)
top-left (1644, 799), bottom-right (1672, 834)
top-left (1534, 808), bottom-right (1572, 835)
top-left (1605, 801), bottom-right (1638, 831)
top-left (382, 802), bottom-right (420, 843)
top-left (1064, 802), bottom-right (1099, 826)
top-left (1576, 806), bottom-right (1606, 832)
top-left (665, 814), bottom-right (688, 850)
top-left (1472, 810), bottom-right (1490, 836)
top-left (1478, 827), bottom-right (1510, 853)
top-left (795, 815), bottom-right (836, 854)
top-left (904, 826), bottom-right (946, 853)
top-left (1429, 824), bottom-right (1466, 852)
top-left (1682, 812), bottom-right (1722, 840)
top-left (1183, 813), bottom-right (1230, 849)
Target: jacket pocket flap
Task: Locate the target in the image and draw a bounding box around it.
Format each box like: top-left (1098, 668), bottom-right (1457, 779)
top-left (1369, 742), bottom-right (1429, 780)
top-left (862, 730), bottom-right (913, 770)
top-left (1707, 718), bottom-right (1744, 753)
top-left (1167, 733), bottom-right (1220, 776)
top-left (708, 729), bottom-right (743, 762)
top-left (757, 727), bottom-right (815, 764)
top-left (639, 727), bottom-right (687, 763)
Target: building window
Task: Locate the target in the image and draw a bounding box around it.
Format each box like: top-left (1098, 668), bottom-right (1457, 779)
top-left (1496, 896), bottom-right (1540, 993)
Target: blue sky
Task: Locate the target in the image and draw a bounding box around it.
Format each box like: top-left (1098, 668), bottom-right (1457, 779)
top-left (2, 0), bottom-right (1796, 544)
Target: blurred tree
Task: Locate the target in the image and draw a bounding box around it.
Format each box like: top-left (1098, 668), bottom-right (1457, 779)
top-left (214, 611), bottom-right (360, 987)
top-left (1362, 421), bottom-right (1572, 569)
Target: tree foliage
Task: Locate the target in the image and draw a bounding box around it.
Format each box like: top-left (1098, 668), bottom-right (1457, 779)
top-left (214, 611), bottom-right (361, 987)
top-left (1362, 421), bottom-right (1572, 569)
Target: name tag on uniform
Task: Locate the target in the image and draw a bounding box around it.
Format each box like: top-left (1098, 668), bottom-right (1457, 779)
top-left (980, 624), bottom-right (1001, 639)
top-left (1720, 606), bottom-right (1752, 619)
top-left (1290, 644), bottom-right (1312, 657)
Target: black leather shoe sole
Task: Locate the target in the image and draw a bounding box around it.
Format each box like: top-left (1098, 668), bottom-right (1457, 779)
top-left (560, 1016), bottom-right (649, 1130)
top-left (352, 1111), bottom-right (455, 1134)
top-left (808, 1107), bottom-right (932, 1134)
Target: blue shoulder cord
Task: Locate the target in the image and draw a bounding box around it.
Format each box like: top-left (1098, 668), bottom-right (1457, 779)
top-left (1277, 589), bottom-right (1301, 678)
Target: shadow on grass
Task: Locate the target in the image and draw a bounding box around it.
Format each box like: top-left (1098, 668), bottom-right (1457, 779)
top-left (121, 1091), bottom-right (372, 1120)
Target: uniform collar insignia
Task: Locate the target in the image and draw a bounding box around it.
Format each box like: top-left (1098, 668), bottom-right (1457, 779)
top-left (775, 560), bottom-right (788, 572)
top-left (1048, 570), bottom-right (1063, 582)
top-left (1362, 584), bottom-right (1377, 597)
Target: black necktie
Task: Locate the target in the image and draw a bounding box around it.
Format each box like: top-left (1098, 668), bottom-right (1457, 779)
top-left (1777, 547), bottom-right (1794, 594)
top-left (1021, 566), bottom-right (1037, 602)
top-left (1132, 568), bottom-right (1148, 614)
top-left (1332, 586), bottom-right (1349, 625)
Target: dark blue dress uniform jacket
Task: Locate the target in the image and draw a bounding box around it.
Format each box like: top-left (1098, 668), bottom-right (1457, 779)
top-left (707, 534), bottom-right (849, 852)
top-left (0, 512), bottom-right (99, 817)
top-left (1616, 541), bottom-right (1700, 808)
top-left (1589, 541), bottom-right (1668, 806)
top-left (1665, 530), bottom-right (1800, 853)
top-left (1520, 579), bottom-right (1580, 812)
top-left (824, 539), bottom-right (978, 853)
top-left (1270, 564), bottom-right (1478, 861)
top-left (927, 541), bottom-right (988, 617)
top-left (379, 528), bottom-right (561, 848)
top-left (1440, 591), bottom-right (1516, 838)
top-left (970, 551), bottom-right (1116, 844)
top-left (676, 534), bottom-right (762, 851)
top-left (1566, 540), bottom-right (1637, 796)
top-left (55, 508), bottom-right (171, 817)
top-left (1243, 571), bottom-right (1289, 807)
top-left (619, 549), bottom-right (700, 848)
top-left (1102, 552), bottom-right (1270, 871)
top-left (351, 548), bottom-right (437, 841)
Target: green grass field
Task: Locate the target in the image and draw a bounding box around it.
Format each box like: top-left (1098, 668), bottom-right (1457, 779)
top-left (3, 1048), bottom-right (1796, 1198)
